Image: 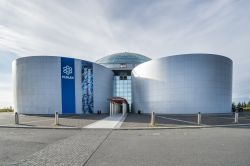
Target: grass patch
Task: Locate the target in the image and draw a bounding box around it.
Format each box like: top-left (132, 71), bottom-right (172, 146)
top-left (243, 108), bottom-right (250, 112)
top-left (0, 108), bottom-right (14, 112)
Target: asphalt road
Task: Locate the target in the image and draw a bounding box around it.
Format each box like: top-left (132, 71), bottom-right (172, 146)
top-left (86, 127), bottom-right (250, 166)
top-left (1, 127), bottom-right (250, 166)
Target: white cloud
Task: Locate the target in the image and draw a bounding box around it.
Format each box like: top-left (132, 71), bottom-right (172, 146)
top-left (0, 0), bottom-right (250, 107)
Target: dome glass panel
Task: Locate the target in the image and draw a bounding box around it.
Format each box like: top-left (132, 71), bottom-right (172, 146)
top-left (96, 52), bottom-right (151, 65)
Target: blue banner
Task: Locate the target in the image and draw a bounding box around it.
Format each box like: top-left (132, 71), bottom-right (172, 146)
top-left (61, 57), bottom-right (75, 114)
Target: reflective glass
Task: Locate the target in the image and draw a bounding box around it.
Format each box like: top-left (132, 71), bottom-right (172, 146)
top-left (113, 76), bottom-right (132, 106)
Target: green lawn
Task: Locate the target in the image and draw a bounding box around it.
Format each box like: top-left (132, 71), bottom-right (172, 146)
top-left (0, 108), bottom-right (14, 112)
top-left (243, 107), bottom-right (250, 112)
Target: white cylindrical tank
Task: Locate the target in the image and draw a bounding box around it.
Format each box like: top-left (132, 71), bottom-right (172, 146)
top-left (13, 56), bottom-right (62, 114)
top-left (13, 56), bottom-right (113, 114)
top-left (132, 54), bottom-right (233, 114)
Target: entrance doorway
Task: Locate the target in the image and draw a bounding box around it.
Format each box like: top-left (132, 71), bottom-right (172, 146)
top-left (108, 97), bottom-right (128, 116)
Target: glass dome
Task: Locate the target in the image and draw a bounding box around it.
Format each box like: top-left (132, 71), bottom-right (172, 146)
top-left (96, 52), bottom-right (151, 65)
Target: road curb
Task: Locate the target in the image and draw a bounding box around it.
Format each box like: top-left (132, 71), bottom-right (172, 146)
top-left (0, 125), bottom-right (82, 130)
top-left (116, 123), bottom-right (250, 130)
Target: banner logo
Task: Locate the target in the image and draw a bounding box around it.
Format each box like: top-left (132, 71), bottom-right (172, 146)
top-left (63, 65), bottom-right (73, 75)
top-left (62, 65), bottom-right (74, 79)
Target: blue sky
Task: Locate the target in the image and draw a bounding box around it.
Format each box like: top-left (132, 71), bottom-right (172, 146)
top-left (0, 0), bottom-right (250, 107)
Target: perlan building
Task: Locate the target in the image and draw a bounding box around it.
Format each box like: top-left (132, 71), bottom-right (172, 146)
top-left (96, 52), bottom-right (151, 110)
top-left (13, 53), bottom-right (233, 115)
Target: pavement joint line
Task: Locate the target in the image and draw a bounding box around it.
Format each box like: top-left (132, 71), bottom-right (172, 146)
top-left (214, 116), bottom-right (237, 120)
top-left (211, 116), bottom-right (250, 120)
top-left (116, 123), bottom-right (250, 130)
top-left (216, 117), bottom-right (247, 120)
top-left (82, 130), bottom-right (112, 166)
top-left (156, 115), bottom-right (202, 125)
top-left (0, 124), bottom-right (82, 130)
top-left (116, 126), bottom-right (207, 130)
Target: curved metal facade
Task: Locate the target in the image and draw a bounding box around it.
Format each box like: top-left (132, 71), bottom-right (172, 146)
top-left (132, 54), bottom-right (233, 114)
top-left (13, 56), bottom-right (113, 114)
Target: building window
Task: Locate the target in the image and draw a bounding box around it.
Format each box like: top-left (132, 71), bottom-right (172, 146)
top-left (113, 75), bottom-right (132, 109)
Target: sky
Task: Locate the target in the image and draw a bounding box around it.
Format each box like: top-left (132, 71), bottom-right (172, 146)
top-left (0, 0), bottom-right (250, 108)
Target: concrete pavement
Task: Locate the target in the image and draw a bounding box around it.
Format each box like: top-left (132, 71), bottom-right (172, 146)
top-left (85, 128), bottom-right (250, 166)
top-left (1, 127), bottom-right (250, 166)
top-left (0, 113), bottom-right (108, 128)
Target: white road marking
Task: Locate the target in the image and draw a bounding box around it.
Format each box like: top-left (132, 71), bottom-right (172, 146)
top-left (84, 114), bottom-right (126, 129)
top-left (157, 115), bottom-right (200, 125)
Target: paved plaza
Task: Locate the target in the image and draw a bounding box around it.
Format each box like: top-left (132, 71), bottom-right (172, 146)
top-left (0, 112), bottom-right (108, 128)
top-left (0, 127), bottom-right (250, 166)
top-left (121, 112), bottom-right (250, 128)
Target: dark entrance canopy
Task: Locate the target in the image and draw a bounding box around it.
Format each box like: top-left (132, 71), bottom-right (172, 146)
top-left (108, 97), bottom-right (128, 105)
